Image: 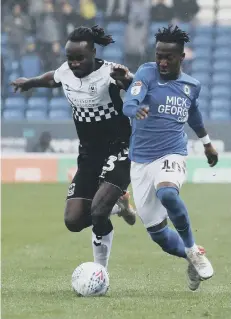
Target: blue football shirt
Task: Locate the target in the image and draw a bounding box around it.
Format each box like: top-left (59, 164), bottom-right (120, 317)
top-left (123, 62), bottom-right (204, 163)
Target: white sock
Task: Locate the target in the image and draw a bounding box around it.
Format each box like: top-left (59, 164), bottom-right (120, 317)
top-left (110, 204), bottom-right (121, 215)
top-left (92, 230), bottom-right (114, 269)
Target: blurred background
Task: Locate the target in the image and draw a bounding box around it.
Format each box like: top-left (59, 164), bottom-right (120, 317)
top-left (1, 0), bottom-right (231, 182)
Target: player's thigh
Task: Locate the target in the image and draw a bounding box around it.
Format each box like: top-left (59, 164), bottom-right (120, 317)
top-left (100, 146), bottom-right (131, 194)
top-left (65, 154), bottom-right (102, 222)
top-left (154, 154), bottom-right (187, 190)
top-left (130, 161), bottom-right (167, 228)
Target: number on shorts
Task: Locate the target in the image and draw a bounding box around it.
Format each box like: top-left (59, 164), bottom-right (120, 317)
top-left (100, 148), bottom-right (128, 179)
top-left (103, 155), bottom-right (118, 172)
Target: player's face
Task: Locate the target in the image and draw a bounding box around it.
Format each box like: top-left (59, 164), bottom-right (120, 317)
top-left (155, 42), bottom-right (185, 80)
top-left (65, 41), bottom-right (96, 78)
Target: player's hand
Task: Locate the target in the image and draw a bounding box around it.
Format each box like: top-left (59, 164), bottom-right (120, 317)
top-left (10, 77), bottom-right (30, 93)
top-left (110, 64), bottom-right (130, 81)
top-left (204, 144), bottom-right (218, 167)
top-left (136, 106), bottom-right (149, 120)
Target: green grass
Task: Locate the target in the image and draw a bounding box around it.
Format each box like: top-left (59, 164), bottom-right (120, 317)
top-left (2, 183), bottom-right (231, 319)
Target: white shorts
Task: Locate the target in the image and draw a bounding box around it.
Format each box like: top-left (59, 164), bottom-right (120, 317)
top-left (131, 154), bottom-right (187, 228)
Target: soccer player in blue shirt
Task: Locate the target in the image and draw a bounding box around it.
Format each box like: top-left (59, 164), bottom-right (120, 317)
top-left (123, 25), bottom-right (218, 291)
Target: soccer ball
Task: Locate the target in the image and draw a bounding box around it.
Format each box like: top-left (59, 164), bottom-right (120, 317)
top-left (71, 262), bottom-right (109, 297)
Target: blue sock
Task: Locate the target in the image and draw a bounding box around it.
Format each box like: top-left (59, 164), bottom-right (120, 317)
top-left (156, 187), bottom-right (195, 248)
top-left (148, 225), bottom-right (186, 258)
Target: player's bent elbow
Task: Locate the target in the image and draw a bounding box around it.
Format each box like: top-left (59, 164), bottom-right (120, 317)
top-left (122, 105), bottom-right (135, 118)
top-left (123, 100), bottom-right (139, 118)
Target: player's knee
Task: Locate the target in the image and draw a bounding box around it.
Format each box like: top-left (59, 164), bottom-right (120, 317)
top-left (64, 215), bottom-right (84, 232)
top-left (148, 225), bottom-right (175, 254)
top-left (156, 187), bottom-right (178, 207)
top-left (64, 198), bottom-right (92, 232)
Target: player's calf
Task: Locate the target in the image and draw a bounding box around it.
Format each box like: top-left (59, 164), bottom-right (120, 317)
top-left (91, 182), bottom-right (121, 234)
top-left (156, 186), bottom-right (195, 249)
top-left (156, 185), bottom-right (214, 281)
top-left (91, 182), bottom-right (121, 269)
top-left (147, 221), bottom-right (187, 258)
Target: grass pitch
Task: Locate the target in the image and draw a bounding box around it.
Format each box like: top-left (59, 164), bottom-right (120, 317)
top-left (2, 183), bottom-right (231, 319)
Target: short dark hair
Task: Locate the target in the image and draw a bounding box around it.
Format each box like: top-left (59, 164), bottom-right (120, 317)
top-left (68, 25), bottom-right (115, 48)
top-left (155, 25), bottom-right (190, 52)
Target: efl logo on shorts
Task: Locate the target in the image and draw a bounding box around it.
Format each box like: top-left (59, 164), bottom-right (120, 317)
top-left (68, 183), bottom-right (75, 196)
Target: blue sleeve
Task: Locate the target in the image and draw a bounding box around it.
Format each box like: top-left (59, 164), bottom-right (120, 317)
top-left (123, 66), bottom-right (149, 118)
top-left (187, 83), bottom-right (205, 130)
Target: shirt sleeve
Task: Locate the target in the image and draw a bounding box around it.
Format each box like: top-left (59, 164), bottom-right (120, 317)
top-left (53, 67), bottom-right (61, 83)
top-left (123, 66), bottom-right (149, 118)
top-left (187, 82), bottom-right (205, 130)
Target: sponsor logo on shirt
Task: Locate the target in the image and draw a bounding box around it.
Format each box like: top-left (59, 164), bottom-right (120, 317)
top-left (158, 96), bottom-right (190, 123)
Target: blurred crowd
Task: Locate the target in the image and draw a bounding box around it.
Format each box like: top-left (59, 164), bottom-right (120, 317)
top-left (2, 0), bottom-right (199, 72)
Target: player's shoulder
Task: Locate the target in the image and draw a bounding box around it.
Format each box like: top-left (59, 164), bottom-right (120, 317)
top-left (138, 62), bottom-right (157, 73)
top-left (179, 72), bottom-right (201, 98)
top-left (180, 72), bottom-right (201, 89)
top-left (56, 61), bottom-right (69, 73)
top-left (99, 60), bottom-right (113, 74)
top-left (103, 60), bottom-right (114, 67)
top-left (54, 62), bottom-right (70, 83)
top-left (136, 62), bottom-right (157, 80)
top-left (55, 62), bottom-right (70, 80)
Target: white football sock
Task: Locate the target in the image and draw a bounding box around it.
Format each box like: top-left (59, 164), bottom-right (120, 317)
top-left (110, 204), bottom-right (121, 215)
top-left (92, 230), bottom-right (114, 269)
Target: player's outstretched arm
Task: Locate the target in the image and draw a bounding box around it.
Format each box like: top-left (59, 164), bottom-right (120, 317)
top-left (11, 71), bottom-right (61, 93)
top-left (123, 66), bottom-right (150, 119)
top-left (188, 106), bottom-right (218, 167)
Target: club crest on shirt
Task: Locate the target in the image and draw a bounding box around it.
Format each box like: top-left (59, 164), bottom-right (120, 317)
top-left (88, 82), bottom-right (97, 95)
top-left (183, 84), bottom-right (190, 96)
top-left (131, 81), bottom-right (142, 95)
